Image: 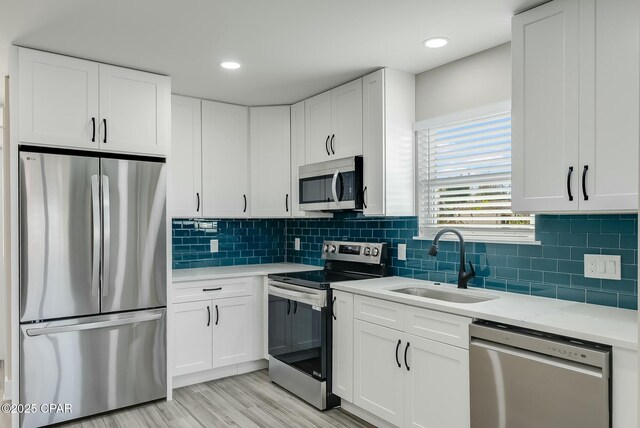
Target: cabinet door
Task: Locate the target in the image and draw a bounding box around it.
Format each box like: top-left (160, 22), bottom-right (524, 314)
top-left (250, 106), bottom-right (291, 217)
top-left (98, 64), bottom-right (170, 156)
top-left (404, 335), bottom-right (470, 428)
top-left (170, 95), bottom-right (202, 217)
top-left (201, 100), bottom-right (249, 217)
top-left (18, 48), bottom-right (99, 149)
top-left (173, 300), bottom-right (213, 376)
top-left (362, 70), bottom-right (385, 215)
top-left (332, 78), bottom-right (363, 158)
top-left (578, 0), bottom-right (639, 211)
top-left (332, 291), bottom-right (354, 401)
top-left (213, 296), bottom-right (253, 368)
top-left (512, 0), bottom-right (580, 212)
top-left (305, 90), bottom-right (333, 164)
top-left (353, 320), bottom-right (404, 427)
top-left (290, 102), bottom-right (306, 217)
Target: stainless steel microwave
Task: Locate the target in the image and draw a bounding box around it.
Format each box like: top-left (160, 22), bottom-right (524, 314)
top-left (299, 156), bottom-right (363, 211)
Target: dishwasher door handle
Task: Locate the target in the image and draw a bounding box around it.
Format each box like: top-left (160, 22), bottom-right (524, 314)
top-left (470, 338), bottom-right (608, 379)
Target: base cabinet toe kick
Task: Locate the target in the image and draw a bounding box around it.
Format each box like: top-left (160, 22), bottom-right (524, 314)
top-left (330, 292), bottom-right (637, 428)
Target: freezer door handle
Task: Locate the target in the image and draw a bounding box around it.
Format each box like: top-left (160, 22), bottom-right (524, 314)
top-left (102, 175), bottom-right (111, 297)
top-left (25, 312), bottom-right (163, 337)
top-left (91, 175), bottom-right (100, 296)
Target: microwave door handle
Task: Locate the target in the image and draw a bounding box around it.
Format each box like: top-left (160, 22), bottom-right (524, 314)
top-left (331, 169), bottom-right (340, 204)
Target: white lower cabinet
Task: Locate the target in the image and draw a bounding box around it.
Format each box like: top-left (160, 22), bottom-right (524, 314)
top-left (212, 296), bottom-right (253, 367)
top-left (172, 277), bottom-right (259, 381)
top-left (332, 290), bottom-right (354, 401)
top-left (343, 294), bottom-right (471, 428)
top-left (404, 335), bottom-right (469, 428)
top-left (354, 319), bottom-right (406, 427)
top-left (173, 300), bottom-right (213, 376)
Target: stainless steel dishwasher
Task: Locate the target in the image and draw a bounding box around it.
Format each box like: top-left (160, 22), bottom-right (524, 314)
top-left (470, 321), bottom-right (611, 428)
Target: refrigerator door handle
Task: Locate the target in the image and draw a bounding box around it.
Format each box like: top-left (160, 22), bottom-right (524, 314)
top-left (102, 175), bottom-right (111, 297)
top-left (25, 312), bottom-right (163, 337)
top-left (91, 175), bottom-right (100, 296)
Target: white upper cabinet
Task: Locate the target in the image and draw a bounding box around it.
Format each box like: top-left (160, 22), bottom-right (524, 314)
top-left (305, 91), bottom-right (333, 164)
top-left (512, 0), bottom-right (580, 212)
top-left (331, 79), bottom-right (363, 158)
top-left (170, 95), bottom-right (202, 217)
top-left (512, 0), bottom-right (638, 213)
top-left (578, 0), bottom-right (639, 211)
top-left (18, 47), bottom-right (170, 156)
top-left (201, 100), bottom-right (250, 218)
top-left (98, 64), bottom-right (170, 155)
top-left (250, 106), bottom-right (291, 218)
top-left (305, 78), bottom-right (363, 164)
top-left (362, 69), bottom-right (415, 217)
top-left (18, 48), bottom-right (99, 149)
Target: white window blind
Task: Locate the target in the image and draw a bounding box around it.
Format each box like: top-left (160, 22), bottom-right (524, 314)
top-left (417, 110), bottom-right (535, 242)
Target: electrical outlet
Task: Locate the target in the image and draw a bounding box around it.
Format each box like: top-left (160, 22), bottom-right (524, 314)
top-left (398, 244), bottom-right (407, 261)
top-left (294, 238), bottom-right (301, 251)
top-left (584, 254), bottom-right (620, 280)
top-left (210, 239), bottom-right (219, 253)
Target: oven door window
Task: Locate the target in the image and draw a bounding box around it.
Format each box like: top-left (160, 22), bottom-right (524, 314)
top-left (299, 171), bottom-right (356, 204)
top-left (268, 294), bottom-right (328, 381)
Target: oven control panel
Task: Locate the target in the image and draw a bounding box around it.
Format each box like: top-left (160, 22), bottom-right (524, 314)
top-left (321, 240), bottom-right (386, 264)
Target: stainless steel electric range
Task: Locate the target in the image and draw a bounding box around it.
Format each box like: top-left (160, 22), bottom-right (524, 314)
top-left (267, 240), bottom-right (389, 410)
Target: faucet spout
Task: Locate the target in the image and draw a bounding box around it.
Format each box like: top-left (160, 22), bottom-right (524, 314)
top-left (429, 228), bottom-right (475, 289)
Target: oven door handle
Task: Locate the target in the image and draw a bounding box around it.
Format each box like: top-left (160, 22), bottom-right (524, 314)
top-left (268, 283), bottom-right (326, 307)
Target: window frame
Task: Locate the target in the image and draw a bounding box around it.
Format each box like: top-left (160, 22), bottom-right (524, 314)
top-left (413, 101), bottom-right (537, 244)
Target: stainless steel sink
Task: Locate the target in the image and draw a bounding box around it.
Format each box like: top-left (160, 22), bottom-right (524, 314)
top-left (390, 287), bottom-right (497, 304)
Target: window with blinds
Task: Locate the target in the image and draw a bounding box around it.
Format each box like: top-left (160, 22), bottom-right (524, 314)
top-left (416, 108), bottom-right (535, 242)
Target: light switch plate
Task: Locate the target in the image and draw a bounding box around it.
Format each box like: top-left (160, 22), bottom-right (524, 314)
top-left (294, 238), bottom-right (301, 251)
top-left (210, 239), bottom-right (219, 253)
top-left (584, 254), bottom-right (621, 280)
top-left (398, 244), bottom-right (407, 261)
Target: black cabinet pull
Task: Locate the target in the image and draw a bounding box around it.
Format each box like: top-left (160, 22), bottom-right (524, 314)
top-left (567, 166), bottom-right (574, 201)
top-left (203, 287), bottom-right (222, 292)
top-left (285, 194), bottom-right (289, 212)
top-left (332, 297), bottom-right (337, 320)
top-left (196, 192), bottom-right (200, 212)
top-left (293, 301), bottom-right (298, 314)
top-left (362, 186), bottom-right (368, 209)
top-left (286, 299), bottom-right (291, 315)
top-left (582, 165), bottom-right (589, 201)
top-left (91, 117), bottom-right (96, 142)
top-left (404, 342), bottom-right (410, 371)
top-left (207, 306), bottom-right (211, 327)
top-left (330, 134), bottom-right (335, 154)
top-left (215, 304), bottom-right (219, 325)
top-left (243, 194), bottom-right (247, 213)
top-left (102, 118), bottom-right (107, 143)
top-left (395, 339), bottom-right (402, 368)
top-left (325, 135), bottom-right (330, 155)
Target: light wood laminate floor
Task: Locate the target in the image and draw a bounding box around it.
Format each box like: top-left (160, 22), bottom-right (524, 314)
top-left (60, 370), bottom-right (373, 428)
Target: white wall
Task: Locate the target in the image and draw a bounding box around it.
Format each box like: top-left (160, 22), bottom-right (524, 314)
top-left (0, 105), bottom-right (4, 363)
top-left (415, 42), bottom-right (511, 121)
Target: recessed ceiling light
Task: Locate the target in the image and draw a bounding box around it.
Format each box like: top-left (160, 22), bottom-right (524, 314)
top-left (220, 61), bottom-right (241, 70)
top-left (423, 37), bottom-right (449, 49)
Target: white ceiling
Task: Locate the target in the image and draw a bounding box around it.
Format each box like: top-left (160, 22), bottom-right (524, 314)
top-left (0, 0), bottom-right (542, 107)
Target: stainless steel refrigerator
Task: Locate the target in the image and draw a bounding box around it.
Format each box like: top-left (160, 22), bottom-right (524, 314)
top-left (18, 149), bottom-right (167, 428)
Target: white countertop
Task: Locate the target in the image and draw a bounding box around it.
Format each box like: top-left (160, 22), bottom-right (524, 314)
top-left (332, 276), bottom-right (638, 350)
top-left (172, 263), bottom-right (322, 283)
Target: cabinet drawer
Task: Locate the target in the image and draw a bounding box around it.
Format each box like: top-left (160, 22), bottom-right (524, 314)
top-left (174, 277), bottom-right (253, 303)
top-left (404, 305), bottom-right (471, 349)
top-left (354, 295), bottom-right (404, 331)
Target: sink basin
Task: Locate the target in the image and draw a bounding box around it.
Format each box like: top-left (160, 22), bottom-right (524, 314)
top-left (390, 287), bottom-right (497, 304)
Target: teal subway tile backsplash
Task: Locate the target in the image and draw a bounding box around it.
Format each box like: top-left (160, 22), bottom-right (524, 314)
top-left (172, 213), bottom-right (637, 309)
